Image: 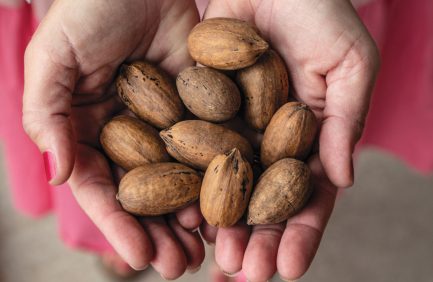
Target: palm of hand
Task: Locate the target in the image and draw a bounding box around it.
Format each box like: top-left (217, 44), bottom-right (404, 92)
top-left (24, 0), bottom-right (205, 278)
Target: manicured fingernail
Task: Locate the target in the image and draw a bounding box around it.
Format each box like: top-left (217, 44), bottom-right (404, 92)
top-left (187, 265), bottom-right (201, 274)
top-left (223, 270), bottom-right (240, 277)
top-left (131, 264), bottom-right (148, 271)
top-left (42, 151), bottom-right (56, 182)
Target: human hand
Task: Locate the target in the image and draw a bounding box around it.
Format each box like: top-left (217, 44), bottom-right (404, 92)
top-left (23, 0), bottom-right (204, 278)
top-left (201, 0), bottom-right (379, 280)
top-left (204, 0), bottom-right (379, 188)
top-left (201, 155), bottom-right (337, 281)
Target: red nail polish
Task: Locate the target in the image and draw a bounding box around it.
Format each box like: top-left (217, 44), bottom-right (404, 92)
top-left (42, 151), bottom-right (56, 182)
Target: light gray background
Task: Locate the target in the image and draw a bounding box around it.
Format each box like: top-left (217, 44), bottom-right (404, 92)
top-left (1, 148), bottom-right (432, 282)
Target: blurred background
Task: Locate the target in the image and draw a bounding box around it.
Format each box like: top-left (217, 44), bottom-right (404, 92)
top-left (2, 1), bottom-right (433, 282)
top-left (1, 147), bottom-right (432, 282)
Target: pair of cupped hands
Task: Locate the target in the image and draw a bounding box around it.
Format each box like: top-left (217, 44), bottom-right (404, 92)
top-left (23, 0), bottom-right (379, 281)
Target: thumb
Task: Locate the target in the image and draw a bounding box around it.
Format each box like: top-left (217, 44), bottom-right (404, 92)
top-left (23, 33), bottom-right (78, 185)
top-left (289, 44), bottom-right (379, 189)
top-left (319, 41), bottom-right (379, 188)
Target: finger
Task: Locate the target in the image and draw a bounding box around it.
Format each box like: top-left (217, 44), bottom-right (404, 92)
top-left (215, 223), bottom-right (251, 275)
top-left (286, 37), bottom-right (379, 189)
top-left (210, 263), bottom-right (232, 282)
top-left (176, 202), bottom-right (203, 231)
top-left (200, 221), bottom-right (218, 245)
top-left (140, 217), bottom-right (188, 280)
top-left (68, 144), bottom-right (153, 270)
top-left (23, 30), bottom-right (77, 185)
top-left (168, 215), bottom-right (205, 271)
top-left (277, 155), bottom-right (338, 281)
top-left (242, 223), bottom-right (285, 282)
top-left (320, 40), bottom-right (379, 188)
top-left (145, 0), bottom-right (200, 76)
top-left (204, 0), bottom-right (255, 21)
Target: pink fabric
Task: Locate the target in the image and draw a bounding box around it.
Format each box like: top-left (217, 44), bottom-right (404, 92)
top-left (357, 0), bottom-right (433, 173)
top-left (0, 0), bottom-right (431, 254)
top-left (0, 4), bottom-right (112, 254)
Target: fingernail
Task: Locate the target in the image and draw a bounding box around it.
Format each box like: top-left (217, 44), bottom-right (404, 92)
top-left (187, 265), bottom-right (201, 274)
top-left (280, 277), bottom-right (297, 282)
top-left (131, 264), bottom-right (148, 271)
top-left (43, 151), bottom-right (56, 183)
top-left (223, 270), bottom-right (240, 277)
top-left (160, 273), bottom-right (175, 281)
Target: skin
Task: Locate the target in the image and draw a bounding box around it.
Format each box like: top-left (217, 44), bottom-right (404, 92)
top-left (23, 0), bottom-right (204, 279)
top-left (22, 0), bottom-right (379, 280)
top-left (199, 0), bottom-right (380, 281)
top-left (202, 155), bottom-right (337, 281)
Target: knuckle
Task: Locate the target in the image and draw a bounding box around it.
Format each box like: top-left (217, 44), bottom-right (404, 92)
top-left (252, 223), bottom-right (285, 238)
top-left (360, 36), bottom-right (381, 74)
top-left (366, 41), bottom-right (381, 74)
top-left (22, 113), bottom-right (39, 140)
top-left (24, 40), bottom-right (37, 64)
top-left (353, 117), bottom-right (366, 141)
